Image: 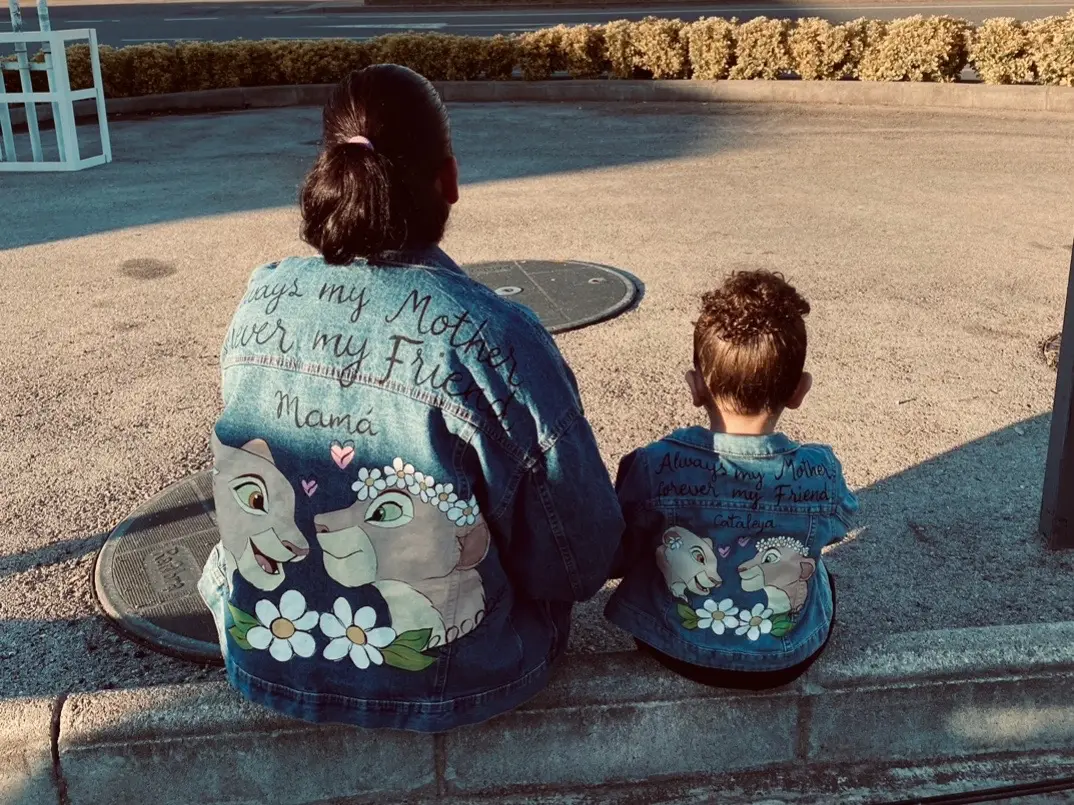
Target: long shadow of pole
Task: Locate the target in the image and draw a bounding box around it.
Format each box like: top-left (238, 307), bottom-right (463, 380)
top-left (1040, 238), bottom-right (1074, 550)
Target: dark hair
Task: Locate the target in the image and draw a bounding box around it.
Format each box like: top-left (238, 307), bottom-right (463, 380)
top-left (300, 65), bottom-right (453, 265)
top-left (693, 270), bottom-right (811, 415)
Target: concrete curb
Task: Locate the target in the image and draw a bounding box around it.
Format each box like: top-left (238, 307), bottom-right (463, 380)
top-left (5, 620), bottom-right (1071, 804)
top-left (9, 81), bottom-right (1074, 130)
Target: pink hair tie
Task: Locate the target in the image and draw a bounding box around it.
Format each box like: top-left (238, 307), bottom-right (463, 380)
top-left (345, 135), bottom-right (374, 150)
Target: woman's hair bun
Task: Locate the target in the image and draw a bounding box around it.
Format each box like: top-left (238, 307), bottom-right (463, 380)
top-left (697, 270), bottom-right (810, 345)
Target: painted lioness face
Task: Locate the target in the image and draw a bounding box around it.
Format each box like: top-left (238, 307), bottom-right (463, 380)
top-left (656, 526), bottom-right (722, 598)
top-left (313, 485), bottom-right (488, 588)
top-left (211, 433), bottom-right (310, 592)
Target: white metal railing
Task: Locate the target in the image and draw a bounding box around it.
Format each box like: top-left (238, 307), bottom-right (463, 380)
top-left (1, 0), bottom-right (111, 171)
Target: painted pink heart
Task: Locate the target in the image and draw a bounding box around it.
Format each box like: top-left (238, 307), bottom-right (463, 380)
top-left (330, 442), bottom-right (354, 470)
top-left (718, 546), bottom-right (731, 558)
top-left (737, 537), bottom-right (750, 547)
top-left (301, 479), bottom-right (318, 497)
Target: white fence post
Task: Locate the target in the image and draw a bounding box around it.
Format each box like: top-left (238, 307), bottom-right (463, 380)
top-left (8, 0), bottom-right (43, 162)
top-left (0, 0), bottom-right (112, 171)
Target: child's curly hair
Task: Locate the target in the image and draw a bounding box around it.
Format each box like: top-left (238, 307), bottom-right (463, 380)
top-left (694, 270), bottom-right (810, 415)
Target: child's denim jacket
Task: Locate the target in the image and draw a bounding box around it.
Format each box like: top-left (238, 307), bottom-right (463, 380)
top-left (605, 427), bottom-right (858, 671)
top-left (198, 248), bottom-right (623, 732)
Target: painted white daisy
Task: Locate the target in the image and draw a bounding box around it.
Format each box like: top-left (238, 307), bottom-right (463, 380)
top-left (695, 598), bottom-right (740, 636)
top-left (247, 590), bottom-right (318, 662)
top-left (384, 457), bottom-right (416, 490)
top-left (320, 598), bottom-right (397, 670)
top-left (735, 603), bottom-right (774, 642)
top-left (433, 482), bottom-right (458, 512)
top-left (351, 467), bottom-right (386, 501)
top-left (408, 471), bottom-right (436, 503)
top-left (448, 495), bottom-right (480, 527)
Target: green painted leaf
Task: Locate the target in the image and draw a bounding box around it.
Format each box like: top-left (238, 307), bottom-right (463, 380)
top-left (676, 603), bottom-right (696, 622)
top-left (381, 644), bottom-right (437, 672)
top-left (392, 629), bottom-right (433, 653)
top-left (770, 614), bottom-right (792, 628)
top-left (228, 624), bottom-right (253, 651)
top-left (769, 621), bottom-right (796, 638)
top-left (228, 603), bottom-right (259, 632)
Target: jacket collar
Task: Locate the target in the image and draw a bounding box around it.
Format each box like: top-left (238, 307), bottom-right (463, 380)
top-left (665, 426), bottom-right (799, 457)
top-left (374, 246), bottom-right (463, 275)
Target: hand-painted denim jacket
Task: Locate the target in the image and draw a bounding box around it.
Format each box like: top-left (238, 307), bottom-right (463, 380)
top-left (605, 427), bottom-right (857, 671)
top-left (197, 247), bottom-right (623, 732)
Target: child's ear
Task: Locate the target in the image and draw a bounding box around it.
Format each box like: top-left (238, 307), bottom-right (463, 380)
top-left (786, 372), bottom-right (813, 410)
top-left (685, 369), bottom-right (707, 408)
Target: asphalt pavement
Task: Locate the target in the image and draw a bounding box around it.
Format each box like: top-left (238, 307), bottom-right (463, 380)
top-left (2, 100), bottom-right (1073, 697)
top-left (6, 0), bottom-right (1073, 46)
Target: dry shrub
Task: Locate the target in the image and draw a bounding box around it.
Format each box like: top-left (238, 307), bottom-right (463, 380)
top-left (279, 39), bottom-right (373, 85)
top-left (64, 43), bottom-right (94, 90)
top-left (481, 35), bottom-right (518, 80)
top-left (1027, 11), bottom-right (1074, 85)
top-left (602, 19), bottom-right (636, 79)
top-left (517, 26), bottom-right (565, 80)
top-left (631, 17), bottom-right (688, 79)
top-left (731, 17), bottom-right (793, 79)
top-left (175, 41), bottom-right (240, 90)
top-left (790, 18), bottom-right (876, 80)
top-left (559, 24), bottom-right (607, 78)
top-left (859, 15), bottom-right (971, 82)
top-left (686, 17), bottom-right (735, 80)
top-left (971, 18), bottom-right (1034, 83)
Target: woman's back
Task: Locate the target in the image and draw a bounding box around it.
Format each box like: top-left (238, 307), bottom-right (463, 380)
top-left (202, 246), bottom-right (622, 730)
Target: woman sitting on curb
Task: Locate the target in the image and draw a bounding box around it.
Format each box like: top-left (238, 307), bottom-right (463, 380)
top-left (198, 64), bottom-right (624, 732)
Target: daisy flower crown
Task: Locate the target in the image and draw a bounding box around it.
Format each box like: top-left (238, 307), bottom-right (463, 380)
top-left (350, 457), bottom-right (481, 525)
top-left (754, 536), bottom-right (808, 554)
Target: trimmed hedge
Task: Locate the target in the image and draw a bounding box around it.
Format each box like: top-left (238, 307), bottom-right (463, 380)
top-left (5, 12), bottom-right (1074, 96)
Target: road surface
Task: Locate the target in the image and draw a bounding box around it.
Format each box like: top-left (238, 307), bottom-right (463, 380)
top-left (6, 0), bottom-right (1072, 47)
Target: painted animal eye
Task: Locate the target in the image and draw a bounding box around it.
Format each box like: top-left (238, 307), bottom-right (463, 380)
top-left (762, 549), bottom-right (781, 564)
top-left (691, 548), bottom-right (705, 564)
top-left (230, 476), bottom-right (268, 515)
top-left (365, 490), bottom-right (414, 529)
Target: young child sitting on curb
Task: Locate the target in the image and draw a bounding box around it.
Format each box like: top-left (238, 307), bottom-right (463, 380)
top-left (605, 270), bottom-right (858, 689)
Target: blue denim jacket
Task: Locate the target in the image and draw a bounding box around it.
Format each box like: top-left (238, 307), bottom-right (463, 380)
top-left (197, 248), bottom-right (623, 732)
top-left (605, 427), bottom-right (857, 671)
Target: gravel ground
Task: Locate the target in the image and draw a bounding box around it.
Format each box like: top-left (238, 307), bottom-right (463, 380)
top-left (1, 101), bottom-right (1072, 698)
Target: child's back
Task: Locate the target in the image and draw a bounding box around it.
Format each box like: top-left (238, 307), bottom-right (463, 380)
top-left (605, 271), bottom-right (857, 688)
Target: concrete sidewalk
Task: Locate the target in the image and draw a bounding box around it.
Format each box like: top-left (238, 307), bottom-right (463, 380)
top-left (1, 100), bottom-right (1073, 801)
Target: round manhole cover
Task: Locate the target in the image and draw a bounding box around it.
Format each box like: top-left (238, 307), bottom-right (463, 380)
top-left (463, 260), bottom-right (639, 334)
top-left (95, 471), bottom-right (222, 662)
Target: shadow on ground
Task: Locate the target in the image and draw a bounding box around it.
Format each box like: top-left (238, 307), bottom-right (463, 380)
top-left (1, 412), bottom-right (1069, 805)
top-left (0, 98), bottom-right (745, 250)
top-left (3, 412), bottom-right (1070, 701)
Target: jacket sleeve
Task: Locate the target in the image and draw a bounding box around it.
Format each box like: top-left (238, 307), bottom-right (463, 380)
top-left (508, 410), bottom-right (625, 602)
top-left (827, 449), bottom-right (859, 543)
top-left (609, 448), bottom-right (654, 579)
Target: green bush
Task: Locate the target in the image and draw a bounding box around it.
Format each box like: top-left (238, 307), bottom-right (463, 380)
top-left (685, 17), bottom-right (735, 80)
top-left (6, 15), bottom-right (1074, 99)
top-left (731, 17), bottom-right (793, 79)
top-left (790, 18), bottom-right (877, 80)
top-left (1026, 11), bottom-right (1074, 85)
top-left (278, 39), bottom-right (374, 85)
top-left (971, 18), bottom-right (1034, 84)
top-left (859, 15), bottom-right (971, 82)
